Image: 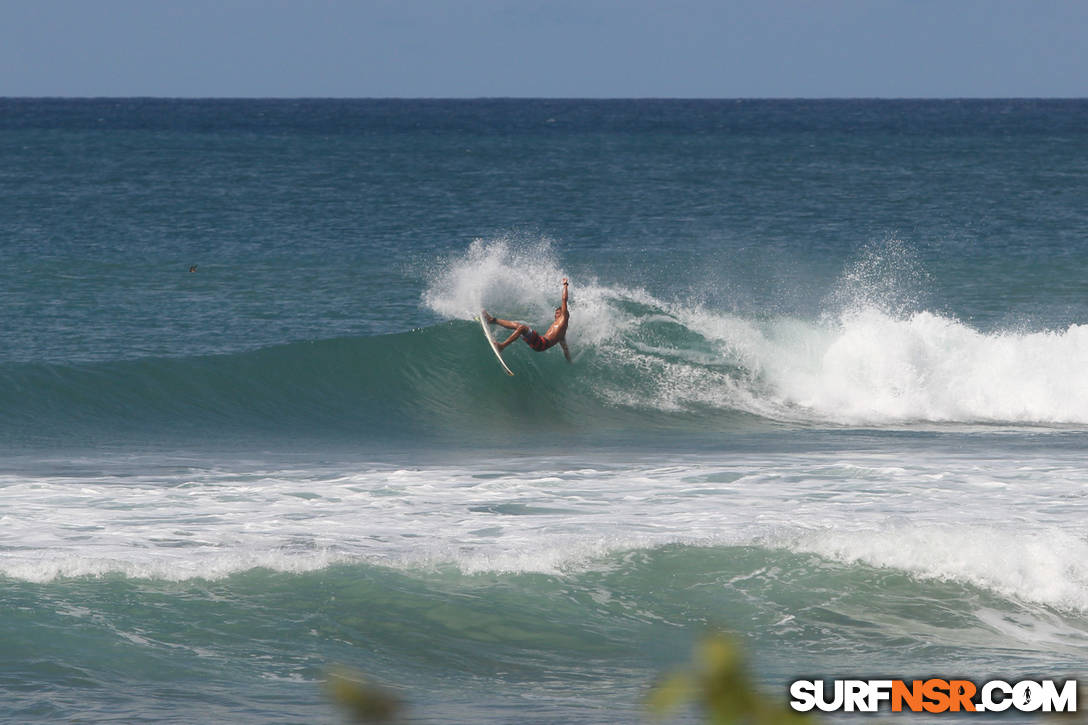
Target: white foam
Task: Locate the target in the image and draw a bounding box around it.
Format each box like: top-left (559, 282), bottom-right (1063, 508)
top-left (768, 311), bottom-right (1088, 425)
top-left (1, 550), bottom-right (352, 584)
top-left (665, 303), bottom-right (1088, 425)
top-left (2, 452), bottom-right (1086, 615)
top-left (787, 524), bottom-right (1088, 611)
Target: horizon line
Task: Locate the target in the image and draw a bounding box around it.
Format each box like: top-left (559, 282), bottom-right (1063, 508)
top-left (3, 95), bottom-right (1087, 102)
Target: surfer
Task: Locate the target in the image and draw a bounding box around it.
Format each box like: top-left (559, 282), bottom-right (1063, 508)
top-left (484, 279), bottom-right (571, 362)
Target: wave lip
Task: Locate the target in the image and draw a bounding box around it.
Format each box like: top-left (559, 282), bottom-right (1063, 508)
top-left (787, 524), bottom-right (1088, 613)
top-left (0, 550), bottom-right (353, 585)
top-left (767, 311), bottom-right (1088, 425)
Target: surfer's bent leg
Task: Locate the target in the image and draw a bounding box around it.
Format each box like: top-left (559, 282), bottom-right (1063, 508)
top-left (497, 324), bottom-right (529, 351)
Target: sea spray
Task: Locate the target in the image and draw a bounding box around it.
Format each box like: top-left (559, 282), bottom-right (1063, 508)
top-left (824, 236), bottom-right (933, 320)
top-left (422, 236), bottom-right (571, 324)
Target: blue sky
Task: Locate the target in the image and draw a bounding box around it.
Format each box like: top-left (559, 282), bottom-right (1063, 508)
top-left (2, 0), bottom-right (1085, 97)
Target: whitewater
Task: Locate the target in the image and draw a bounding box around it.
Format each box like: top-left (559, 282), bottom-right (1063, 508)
top-left (5, 449), bottom-right (1088, 611)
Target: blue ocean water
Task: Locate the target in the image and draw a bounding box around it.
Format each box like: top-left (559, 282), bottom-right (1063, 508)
top-left (1, 99), bottom-right (1087, 723)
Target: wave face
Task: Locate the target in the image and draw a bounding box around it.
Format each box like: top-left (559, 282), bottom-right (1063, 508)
top-left (5, 239), bottom-right (1088, 447)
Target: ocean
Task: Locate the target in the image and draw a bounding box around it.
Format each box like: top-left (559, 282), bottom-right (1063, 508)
top-left (1, 98), bottom-right (1086, 723)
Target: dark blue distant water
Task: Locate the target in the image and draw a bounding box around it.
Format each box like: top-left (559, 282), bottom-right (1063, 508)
top-left (1, 99), bottom-right (1086, 724)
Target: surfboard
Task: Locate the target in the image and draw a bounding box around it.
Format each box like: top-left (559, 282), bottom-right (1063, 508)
top-left (477, 311), bottom-right (515, 376)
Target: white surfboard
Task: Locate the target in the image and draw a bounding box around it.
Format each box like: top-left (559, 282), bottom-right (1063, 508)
top-left (478, 311), bottom-right (514, 376)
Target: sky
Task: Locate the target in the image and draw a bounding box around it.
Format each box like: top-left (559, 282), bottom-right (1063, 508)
top-left (1, 0), bottom-right (1085, 98)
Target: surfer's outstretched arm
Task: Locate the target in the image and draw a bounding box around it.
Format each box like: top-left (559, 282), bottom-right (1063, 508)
top-left (560, 340), bottom-right (571, 363)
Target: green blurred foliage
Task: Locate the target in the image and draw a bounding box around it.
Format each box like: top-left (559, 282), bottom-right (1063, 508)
top-left (647, 633), bottom-right (811, 725)
top-left (326, 667), bottom-right (404, 723)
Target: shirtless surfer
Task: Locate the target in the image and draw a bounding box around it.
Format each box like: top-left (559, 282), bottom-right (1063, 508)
top-left (484, 279), bottom-right (572, 362)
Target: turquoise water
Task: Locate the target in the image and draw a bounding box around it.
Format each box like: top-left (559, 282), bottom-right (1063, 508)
top-left (2, 99), bottom-right (1087, 722)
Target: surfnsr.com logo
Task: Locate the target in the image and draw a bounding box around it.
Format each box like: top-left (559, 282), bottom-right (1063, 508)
top-left (789, 679), bottom-right (1078, 714)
